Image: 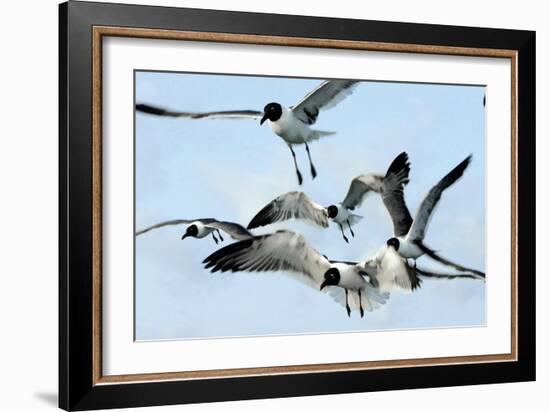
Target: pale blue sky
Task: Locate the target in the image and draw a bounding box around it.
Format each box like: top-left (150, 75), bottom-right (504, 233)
top-left (134, 71), bottom-right (486, 341)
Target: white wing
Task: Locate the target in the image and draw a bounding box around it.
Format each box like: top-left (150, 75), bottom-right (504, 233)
top-left (203, 231), bottom-right (330, 286)
top-left (247, 191), bottom-right (328, 229)
top-left (204, 221), bottom-right (253, 240)
top-left (291, 80), bottom-right (359, 125)
top-left (324, 284), bottom-right (389, 314)
top-left (203, 231), bottom-right (380, 310)
top-left (362, 246), bottom-right (420, 292)
top-left (324, 259), bottom-right (390, 313)
top-left (136, 218), bottom-right (215, 236)
top-left (136, 103), bottom-right (263, 120)
top-left (407, 155), bottom-right (471, 241)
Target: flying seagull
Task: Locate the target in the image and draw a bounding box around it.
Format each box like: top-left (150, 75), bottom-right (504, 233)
top-left (321, 247), bottom-right (484, 312)
top-left (247, 152), bottom-right (412, 242)
top-left (136, 79), bottom-right (359, 185)
top-left (383, 155), bottom-right (485, 277)
top-left (136, 218), bottom-right (252, 244)
top-left (203, 230), bottom-right (389, 317)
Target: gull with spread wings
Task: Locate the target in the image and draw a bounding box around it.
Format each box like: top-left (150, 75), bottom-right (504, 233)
top-left (136, 218), bottom-right (252, 245)
top-left (328, 252), bottom-right (484, 311)
top-left (203, 230), bottom-right (484, 317)
top-left (203, 230), bottom-right (389, 317)
top-left (136, 79), bottom-right (359, 185)
top-left (247, 152), bottom-right (412, 243)
top-left (381, 154), bottom-right (485, 277)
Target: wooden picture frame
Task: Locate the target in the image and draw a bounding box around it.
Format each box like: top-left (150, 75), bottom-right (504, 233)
top-left (59, 1), bottom-right (535, 410)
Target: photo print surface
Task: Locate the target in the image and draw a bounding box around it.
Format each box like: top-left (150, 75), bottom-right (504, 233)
top-left (134, 70), bottom-right (486, 341)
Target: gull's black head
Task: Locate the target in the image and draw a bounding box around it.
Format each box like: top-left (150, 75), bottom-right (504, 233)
top-left (261, 102), bottom-right (282, 125)
top-left (320, 268), bottom-right (341, 290)
top-left (326, 205), bottom-right (338, 219)
top-left (181, 224), bottom-right (198, 240)
top-left (386, 237), bottom-right (400, 250)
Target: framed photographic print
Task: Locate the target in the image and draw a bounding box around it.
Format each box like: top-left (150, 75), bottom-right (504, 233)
top-left (59, 1), bottom-right (535, 410)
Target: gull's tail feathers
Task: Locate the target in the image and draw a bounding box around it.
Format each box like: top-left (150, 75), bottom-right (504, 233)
top-left (307, 130), bottom-right (336, 141)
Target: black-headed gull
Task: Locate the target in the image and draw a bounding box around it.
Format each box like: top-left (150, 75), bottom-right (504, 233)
top-left (136, 79), bottom-right (359, 185)
top-left (136, 218), bottom-right (252, 244)
top-left (247, 152), bottom-right (411, 242)
top-left (203, 230), bottom-right (388, 317)
top-left (383, 155), bottom-right (485, 277)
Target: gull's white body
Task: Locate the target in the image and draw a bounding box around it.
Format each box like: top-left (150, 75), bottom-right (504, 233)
top-left (266, 106), bottom-right (332, 145)
top-left (331, 262), bottom-right (370, 290)
top-left (191, 221), bottom-right (215, 239)
top-left (331, 203), bottom-right (363, 226)
top-left (395, 236), bottom-right (423, 259)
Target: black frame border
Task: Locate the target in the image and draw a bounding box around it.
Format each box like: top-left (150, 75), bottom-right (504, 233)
top-left (59, 1), bottom-right (535, 410)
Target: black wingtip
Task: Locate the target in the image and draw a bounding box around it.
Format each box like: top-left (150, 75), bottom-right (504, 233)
top-left (202, 238), bottom-right (255, 273)
top-left (460, 154), bottom-right (473, 168)
top-left (442, 154), bottom-right (473, 188)
top-left (410, 267), bottom-right (423, 290)
top-left (136, 103), bottom-right (167, 116)
top-left (247, 202), bottom-right (275, 230)
top-left (386, 152), bottom-right (409, 172)
top-left (385, 151), bottom-right (411, 184)
top-left (414, 241), bottom-right (485, 279)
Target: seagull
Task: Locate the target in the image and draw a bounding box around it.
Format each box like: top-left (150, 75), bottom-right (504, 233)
top-left (323, 247), bottom-right (484, 309)
top-left (202, 230), bottom-right (389, 317)
top-left (383, 154), bottom-right (485, 277)
top-left (136, 218), bottom-right (252, 244)
top-left (136, 79), bottom-right (359, 185)
top-left (247, 152), bottom-right (412, 243)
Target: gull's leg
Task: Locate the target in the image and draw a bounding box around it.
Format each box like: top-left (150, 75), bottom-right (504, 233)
top-left (338, 223), bottom-right (349, 243)
top-left (347, 219), bottom-right (355, 237)
top-left (288, 144), bottom-right (303, 185)
top-left (211, 232), bottom-right (219, 244)
top-left (358, 290), bottom-right (364, 318)
top-left (216, 229), bottom-right (224, 242)
top-left (345, 289), bottom-right (351, 317)
top-left (304, 142), bottom-right (317, 179)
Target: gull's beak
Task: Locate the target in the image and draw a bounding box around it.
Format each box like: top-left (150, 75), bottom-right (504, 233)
top-left (320, 280), bottom-right (328, 291)
top-left (260, 113), bottom-right (268, 125)
top-left (181, 233), bottom-right (189, 240)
